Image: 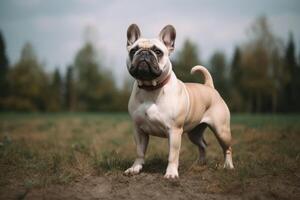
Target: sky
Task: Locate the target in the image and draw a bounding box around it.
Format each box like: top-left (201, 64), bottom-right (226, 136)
top-left (0, 0), bottom-right (300, 86)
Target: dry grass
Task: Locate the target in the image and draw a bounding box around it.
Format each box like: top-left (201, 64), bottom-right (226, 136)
top-left (0, 113), bottom-right (299, 199)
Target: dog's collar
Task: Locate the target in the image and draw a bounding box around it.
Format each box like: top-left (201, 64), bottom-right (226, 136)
top-left (137, 74), bottom-right (171, 91)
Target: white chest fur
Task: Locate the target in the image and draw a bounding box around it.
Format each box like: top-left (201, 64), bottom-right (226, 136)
top-left (128, 74), bottom-right (184, 137)
top-left (132, 102), bottom-right (170, 137)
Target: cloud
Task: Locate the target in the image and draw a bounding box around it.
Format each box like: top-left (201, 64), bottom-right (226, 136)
top-left (1, 0), bottom-right (300, 86)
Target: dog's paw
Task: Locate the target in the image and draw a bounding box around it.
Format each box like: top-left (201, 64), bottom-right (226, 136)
top-left (223, 153), bottom-right (234, 169)
top-left (164, 165), bottom-right (179, 179)
top-left (223, 162), bottom-right (234, 169)
top-left (223, 159), bottom-right (234, 169)
top-left (124, 164), bottom-right (142, 175)
top-left (164, 173), bottom-right (179, 179)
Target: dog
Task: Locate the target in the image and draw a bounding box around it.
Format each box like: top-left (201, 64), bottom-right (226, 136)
top-left (124, 24), bottom-right (234, 179)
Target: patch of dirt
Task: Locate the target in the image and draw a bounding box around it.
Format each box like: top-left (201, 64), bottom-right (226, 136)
top-left (1, 172), bottom-right (299, 200)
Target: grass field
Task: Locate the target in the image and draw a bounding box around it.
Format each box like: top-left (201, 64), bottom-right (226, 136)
top-left (0, 113), bottom-right (299, 199)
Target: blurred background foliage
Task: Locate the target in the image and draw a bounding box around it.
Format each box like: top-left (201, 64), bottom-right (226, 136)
top-left (0, 16), bottom-right (300, 113)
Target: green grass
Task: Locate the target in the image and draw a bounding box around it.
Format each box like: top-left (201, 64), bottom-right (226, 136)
top-left (0, 113), bottom-right (299, 193)
top-left (231, 113), bottom-right (300, 129)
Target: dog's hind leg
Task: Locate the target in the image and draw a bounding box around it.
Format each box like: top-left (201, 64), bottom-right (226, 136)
top-left (187, 123), bottom-right (208, 165)
top-left (206, 104), bottom-right (234, 169)
top-left (211, 124), bottom-right (234, 169)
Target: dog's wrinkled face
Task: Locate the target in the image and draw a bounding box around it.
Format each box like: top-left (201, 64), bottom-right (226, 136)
top-left (126, 24), bottom-right (176, 81)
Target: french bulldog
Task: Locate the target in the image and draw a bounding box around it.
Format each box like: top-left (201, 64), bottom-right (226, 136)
top-left (124, 24), bottom-right (234, 179)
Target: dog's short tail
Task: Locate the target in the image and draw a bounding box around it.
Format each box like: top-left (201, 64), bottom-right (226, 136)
top-left (191, 65), bottom-right (214, 88)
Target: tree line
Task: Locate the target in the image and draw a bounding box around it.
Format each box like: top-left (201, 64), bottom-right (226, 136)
top-left (0, 16), bottom-right (300, 113)
top-left (173, 16), bottom-right (300, 113)
top-left (0, 37), bottom-right (131, 112)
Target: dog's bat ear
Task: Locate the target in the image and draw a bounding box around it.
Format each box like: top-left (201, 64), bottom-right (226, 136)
top-left (127, 24), bottom-right (141, 48)
top-left (159, 25), bottom-right (176, 53)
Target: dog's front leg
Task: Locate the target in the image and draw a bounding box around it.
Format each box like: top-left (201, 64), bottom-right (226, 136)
top-left (125, 129), bottom-right (149, 175)
top-left (164, 127), bottom-right (183, 179)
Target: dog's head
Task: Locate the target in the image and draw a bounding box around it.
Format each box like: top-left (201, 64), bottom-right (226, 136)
top-left (126, 24), bottom-right (176, 82)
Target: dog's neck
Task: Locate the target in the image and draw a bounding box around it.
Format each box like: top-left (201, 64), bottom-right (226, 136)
top-left (137, 74), bottom-right (171, 91)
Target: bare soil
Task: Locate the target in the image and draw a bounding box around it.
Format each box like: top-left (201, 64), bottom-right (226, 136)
top-left (2, 171), bottom-right (299, 200)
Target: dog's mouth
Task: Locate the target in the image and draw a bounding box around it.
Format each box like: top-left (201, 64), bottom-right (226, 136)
top-left (129, 59), bottom-right (162, 81)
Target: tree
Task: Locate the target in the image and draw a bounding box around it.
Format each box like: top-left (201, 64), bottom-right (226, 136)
top-left (73, 41), bottom-right (116, 111)
top-left (240, 16), bottom-right (283, 113)
top-left (48, 68), bottom-right (63, 111)
top-left (0, 31), bottom-right (9, 102)
top-left (0, 31), bottom-right (8, 69)
top-left (209, 50), bottom-right (228, 100)
top-left (114, 77), bottom-right (133, 111)
top-left (231, 47), bottom-right (242, 87)
top-left (65, 65), bottom-right (76, 111)
top-left (173, 39), bottom-right (203, 83)
top-left (229, 47), bottom-right (245, 112)
top-left (6, 42), bottom-right (48, 111)
top-left (282, 33), bottom-right (300, 112)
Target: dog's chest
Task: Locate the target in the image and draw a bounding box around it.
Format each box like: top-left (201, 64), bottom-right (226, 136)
top-left (132, 102), bottom-right (170, 137)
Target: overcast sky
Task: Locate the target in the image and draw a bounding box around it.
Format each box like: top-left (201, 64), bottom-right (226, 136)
top-left (1, 0), bottom-right (300, 85)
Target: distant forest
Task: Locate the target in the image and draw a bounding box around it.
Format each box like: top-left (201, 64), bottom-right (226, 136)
top-left (0, 16), bottom-right (300, 113)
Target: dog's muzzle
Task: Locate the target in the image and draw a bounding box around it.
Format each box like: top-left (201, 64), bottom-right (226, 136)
top-left (129, 50), bottom-right (162, 80)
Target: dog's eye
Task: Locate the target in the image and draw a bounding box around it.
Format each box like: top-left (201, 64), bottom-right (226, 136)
top-left (130, 48), bottom-right (137, 55)
top-left (129, 47), bottom-right (139, 59)
top-left (154, 49), bottom-right (163, 56)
